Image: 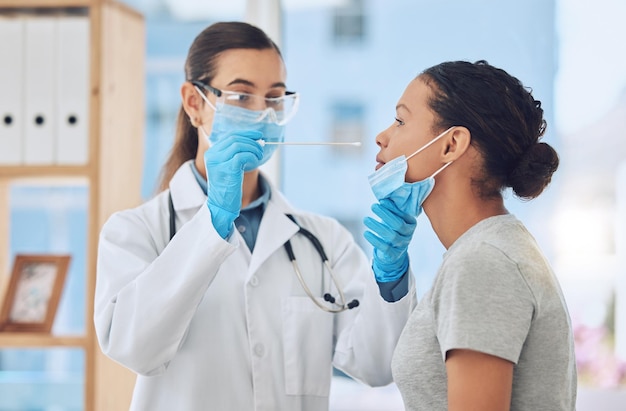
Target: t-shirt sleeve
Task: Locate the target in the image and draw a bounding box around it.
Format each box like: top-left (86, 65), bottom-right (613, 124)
top-left (433, 242), bottom-right (535, 364)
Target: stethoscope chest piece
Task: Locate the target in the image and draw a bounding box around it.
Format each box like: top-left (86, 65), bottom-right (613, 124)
top-left (168, 197), bottom-right (358, 313)
top-left (284, 214), bottom-right (359, 313)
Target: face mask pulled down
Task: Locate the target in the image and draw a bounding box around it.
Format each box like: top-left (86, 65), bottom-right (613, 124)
top-left (368, 127), bottom-right (454, 216)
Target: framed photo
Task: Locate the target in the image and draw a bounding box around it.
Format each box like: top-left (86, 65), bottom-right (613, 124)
top-left (0, 254), bottom-right (71, 333)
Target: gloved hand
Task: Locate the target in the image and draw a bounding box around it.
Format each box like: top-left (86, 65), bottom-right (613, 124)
top-left (363, 198), bottom-right (417, 282)
top-left (205, 130), bottom-right (264, 239)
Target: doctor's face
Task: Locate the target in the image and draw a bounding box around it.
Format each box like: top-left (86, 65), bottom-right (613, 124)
top-left (196, 48), bottom-right (288, 153)
top-left (374, 77), bottom-right (446, 183)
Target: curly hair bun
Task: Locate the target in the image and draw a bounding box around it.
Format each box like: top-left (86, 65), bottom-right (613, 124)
top-left (507, 142), bottom-right (559, 200)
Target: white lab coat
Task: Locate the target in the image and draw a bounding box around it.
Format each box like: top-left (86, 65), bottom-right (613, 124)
top-left (94, 161), bottom-right (416, 411)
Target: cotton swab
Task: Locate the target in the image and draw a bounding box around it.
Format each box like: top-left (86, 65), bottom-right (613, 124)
top-left (256, 139), bottom-right (361, 147)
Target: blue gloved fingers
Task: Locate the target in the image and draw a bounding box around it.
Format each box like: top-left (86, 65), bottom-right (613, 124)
top-left (205, 136), bottom-right (264, 169)
top-left (373, 199), bottom-right (412, 223)
top-left (205, 130), bottom-right (264, 161)
top-left (365, 223), bottom-right (410, 281)
top-left (363, 216), bottom-right (408, 265)
top-left (207, 129), bottom-right (264, 149)
top-left (363, 198), bottom-right (417, 282)
top-left (379, 198), bottom-right (417, 224)
top-left (204, 130), bottom-right (264, 239)
top-left (363, 210), bottom-right (414, 246)
top-left (362, 226), bottom-right (392, 253)
top-left (369, 204), bottom-right (412, 238)
top-left (365, 208), bottom-right (415, 251)
top-left (373, 200), bottom-right (416, 233)
top-left (363, 215), bottom-right (401, 244)
top-left (363, 227), bottom-right (406, 262)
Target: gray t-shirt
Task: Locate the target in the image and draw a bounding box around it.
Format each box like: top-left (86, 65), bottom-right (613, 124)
top-left (392, 214), bottom-right (577, 410)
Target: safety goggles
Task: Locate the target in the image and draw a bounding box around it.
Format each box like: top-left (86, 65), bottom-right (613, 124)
top-left (191, 80), bottom-right (300, 126)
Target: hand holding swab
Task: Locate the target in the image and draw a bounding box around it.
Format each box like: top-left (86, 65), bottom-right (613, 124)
top-left (256, 139), bottom-right (361, 147)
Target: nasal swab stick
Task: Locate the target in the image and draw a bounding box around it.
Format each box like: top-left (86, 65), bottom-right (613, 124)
top-left (256, 139), bottom-right (361, 147)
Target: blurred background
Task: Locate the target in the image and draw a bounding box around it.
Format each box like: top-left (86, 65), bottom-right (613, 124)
top-left (2, 0), bottom-right (625, 409)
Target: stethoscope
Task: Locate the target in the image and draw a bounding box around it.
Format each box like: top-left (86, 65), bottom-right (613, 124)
top-left (168, 193), bottom-right (359, 313)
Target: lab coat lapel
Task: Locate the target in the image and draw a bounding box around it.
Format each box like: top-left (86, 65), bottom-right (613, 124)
top-left (248, 197), bottom-right (299, 276)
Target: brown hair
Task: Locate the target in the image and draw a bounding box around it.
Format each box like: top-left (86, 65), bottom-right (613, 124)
top-left (156, 21), bottom-right (282, 192)
top-left (421, 60), bottom-right (559, 200)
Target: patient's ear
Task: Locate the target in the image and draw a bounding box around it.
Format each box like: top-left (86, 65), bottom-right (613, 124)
top-left (442, 126), bottom-right (471, 162)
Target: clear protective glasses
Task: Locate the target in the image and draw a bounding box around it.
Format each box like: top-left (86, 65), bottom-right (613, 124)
top-left (191, 80), bottom-right (300, 126)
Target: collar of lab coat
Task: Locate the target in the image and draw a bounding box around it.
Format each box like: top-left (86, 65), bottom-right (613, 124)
top-left (169, 160), bottom-right (302, 275)
top-left (168, 161), bottom-right (208, 211)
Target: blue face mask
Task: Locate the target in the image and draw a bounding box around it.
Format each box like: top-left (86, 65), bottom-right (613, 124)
top-left (202, 105), bottom-right (286, 172)
top-left (368, 127), bottom-right (454, 216)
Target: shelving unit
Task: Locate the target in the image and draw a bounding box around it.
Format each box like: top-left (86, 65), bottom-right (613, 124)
top-left (0, 1), bottom-right (144, 409)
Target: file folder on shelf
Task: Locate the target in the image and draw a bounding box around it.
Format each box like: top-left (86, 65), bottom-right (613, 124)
top-left (23, 16), bottom-right (57, 165)
top-left (56, 16), bottom-right (90, 165)
top-left (0, 16), bottom-right (24, 165)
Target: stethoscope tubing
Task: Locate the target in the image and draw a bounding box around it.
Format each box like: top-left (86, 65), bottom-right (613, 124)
top-left (284, 214), bottom-right (358, 313)
top-left (284, 236), bottom-right (352, 313)
top-left (168, 192), bottom-right (357, 313)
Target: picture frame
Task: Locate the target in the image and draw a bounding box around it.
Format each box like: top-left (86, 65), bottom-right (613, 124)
top-left (0, 254), bottom-right (71, 333)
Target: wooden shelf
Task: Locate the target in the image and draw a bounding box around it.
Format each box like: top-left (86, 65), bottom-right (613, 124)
top-left (0, 2), bottom-right (144, 410)
top-left (0, 0), bottom-right (90, 7)
top-left (0, 165), bottom-right (93, 180)
top-left (0, 0), bottom-right (136, 9)
top-left (0, 333), bottom-right (87, 348)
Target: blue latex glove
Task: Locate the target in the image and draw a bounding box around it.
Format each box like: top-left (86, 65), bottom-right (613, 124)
top-left (204, 130), bottom-right (264, 239)
top-left (363, 198), bottom-right (417, 282)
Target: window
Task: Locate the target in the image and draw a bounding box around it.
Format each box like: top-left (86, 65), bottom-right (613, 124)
top-left (330, 101), bottom-right (365, 157)
top-left (332, 0), bottom-right (366, 44)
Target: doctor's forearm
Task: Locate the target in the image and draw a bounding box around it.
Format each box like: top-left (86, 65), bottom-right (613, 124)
top-left (94, 213), bottom-right (235, 374)
top-left (333, 270), bottom-right (416, 386)
top-left (376, 271), bottom-right (410, 302)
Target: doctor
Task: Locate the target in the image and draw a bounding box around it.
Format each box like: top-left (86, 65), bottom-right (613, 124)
top-left (94, 21), bottom-right (416, 411)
